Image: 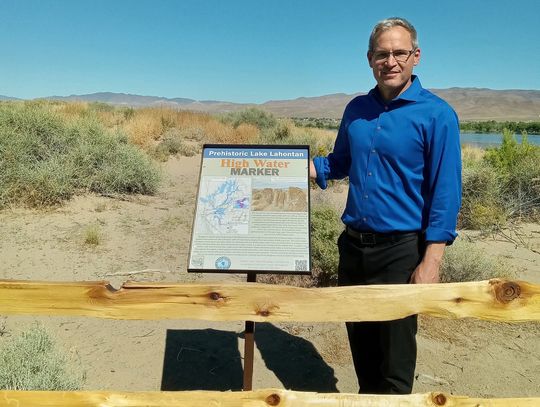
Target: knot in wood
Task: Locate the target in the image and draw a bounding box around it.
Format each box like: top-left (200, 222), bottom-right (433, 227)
top-left (265, 393), bottom-right (281, 406)
top-left (257, 309), bottom-right (270, 317)
top-left (209, 292), bottom-right (222, 301)
top-left (495, 281), bottom-right (521, 303)
top-left (432, 393), bottom-right (447, 406)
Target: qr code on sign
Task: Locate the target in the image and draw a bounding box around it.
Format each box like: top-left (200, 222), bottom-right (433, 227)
top-left (295, 260), bottom-right (308, 271)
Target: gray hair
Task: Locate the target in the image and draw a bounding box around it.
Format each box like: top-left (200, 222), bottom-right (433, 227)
top-left (368, 17), bottom-right (419, 52)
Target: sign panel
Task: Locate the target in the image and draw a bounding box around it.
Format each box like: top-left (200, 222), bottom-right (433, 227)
top-left (188, 144), bottom-right (311, 274)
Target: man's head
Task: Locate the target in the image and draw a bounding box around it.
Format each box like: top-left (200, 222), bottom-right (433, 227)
top-left (367, 17), bottom-right (420, 101)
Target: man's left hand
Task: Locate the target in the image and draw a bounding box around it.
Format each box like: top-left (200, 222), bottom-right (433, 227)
top-left (410, 242), bottom-right (446, 284)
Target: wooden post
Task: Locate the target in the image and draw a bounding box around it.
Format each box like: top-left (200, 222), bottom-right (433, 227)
top-left (243, 272), bottom-right (257, 391)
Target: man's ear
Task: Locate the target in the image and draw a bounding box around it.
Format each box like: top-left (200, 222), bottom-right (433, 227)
top-left (367, 51), bottom-right (373, 68)
top-left (413, 48), bottom-right (421, 66)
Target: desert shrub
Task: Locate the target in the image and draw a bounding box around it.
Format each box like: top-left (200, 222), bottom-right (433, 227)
top-left (0, 103), bottom-right (160, 208)
top-left (88, 101), bottom-right (115, 113)
top-left (440, 239), bottom-right (513, 282)
top-left (150, 128), bottom-right (204, 160)
top-left (220, 107), bottom-right (278, 130)
top-left (484, 129), bottom-right (540, 219)
top-left (459, 132), bottom-right (540, 229)
top-left (77, 141), bottom-right (160, 195)
top-left (0, 325), bottom-right (84, 390)
top-left (459, 158), bottom-right (506, 229)
top-left (311, 205), bottom-right (343, 286)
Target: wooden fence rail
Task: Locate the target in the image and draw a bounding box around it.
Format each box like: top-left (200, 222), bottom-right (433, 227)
top-left (0, 279), bottom-right (538, 322)
top-left (0, 388), bottom-right (538, 407)
top-left (1, 278), bottom-right (539, 406)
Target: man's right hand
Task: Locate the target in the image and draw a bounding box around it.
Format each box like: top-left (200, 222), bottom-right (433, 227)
top-left (309, 160), bottom-right (317, 179)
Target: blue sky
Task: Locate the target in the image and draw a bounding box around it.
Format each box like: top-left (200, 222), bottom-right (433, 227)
top-left (1, 0), bottom-right (539, 103)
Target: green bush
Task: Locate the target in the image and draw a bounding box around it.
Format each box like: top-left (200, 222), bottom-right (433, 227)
top-left (484, 129), bottom-right (540, 219)
top-left (459, 130), bottom-right (540, 230)
top-left (150, 128), bottom-right (202, 160)
top-left (0, 102), bottom-right (160, 208)
top-left (0, 325), bottom-right (84, 390)
top-left (311, 205), bottom-right (342, 285)
top-left (220, 107), bottom-right (277, 129)
top-left (440, 239), bottom-right (513, 282)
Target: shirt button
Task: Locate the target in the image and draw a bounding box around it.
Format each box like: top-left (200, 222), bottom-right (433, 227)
top-left (384, 106), bottom-right (388, 111)
top-left (362, 217), bottom-right (367, 222)
top-left (371, 149), bottom-right (376, 153)
top-left (364, 194), bottom-right (368, 199)
top-left (368, 172), bottom-right (372, 176)
top-left (376, 126), bottom-right (381, 130)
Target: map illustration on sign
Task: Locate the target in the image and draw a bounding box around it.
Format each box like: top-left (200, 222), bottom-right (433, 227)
top-left (196, 177), bottom-right (251, 234)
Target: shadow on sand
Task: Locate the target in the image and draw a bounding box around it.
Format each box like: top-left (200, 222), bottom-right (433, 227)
top-left (160, 323), bottom-right (338, 392)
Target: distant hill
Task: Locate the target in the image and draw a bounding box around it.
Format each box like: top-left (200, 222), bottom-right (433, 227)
top-left (4, 89), bottom-right (540, 121)
top-left (0, 95), bottom-right (21, 101)
top-left (46, 92), bottom-right (196, 107)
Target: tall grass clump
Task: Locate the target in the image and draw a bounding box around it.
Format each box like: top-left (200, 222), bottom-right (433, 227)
top-left (83, 223), bottom-right (102, 245)
top-left (0, 102), bottom-right (160, 208)
top-left (440, 239), bottom-right (513, 282)
top-left (0, 325), bottom-right (84, 390)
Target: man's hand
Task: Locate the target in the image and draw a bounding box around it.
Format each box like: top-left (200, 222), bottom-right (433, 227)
top-left (309, 160), bottom-right (317, 179)
top-left (410, 242), bottom-right (446, 284)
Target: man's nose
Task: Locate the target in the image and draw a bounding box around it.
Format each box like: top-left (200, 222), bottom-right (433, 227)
top-left (385, 54), bottom-right (397, 66)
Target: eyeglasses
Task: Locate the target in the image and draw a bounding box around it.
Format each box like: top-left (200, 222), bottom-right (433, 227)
top-left (371, 49), bottom-right (416, 63)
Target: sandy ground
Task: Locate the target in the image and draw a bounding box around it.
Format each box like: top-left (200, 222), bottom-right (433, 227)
top-left (0, 155), bottom-right (539, 397)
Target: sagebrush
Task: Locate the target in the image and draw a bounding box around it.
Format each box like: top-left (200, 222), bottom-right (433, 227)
top-left (0, 325), bottom-right (84, 390)
top-left (0, 102), bottom-right (160, 208)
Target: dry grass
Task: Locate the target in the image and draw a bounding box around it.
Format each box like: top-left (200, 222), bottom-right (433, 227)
top-left (461, 144), bottom-right (485, 163)
top-left (121, 108), bottom-right (260, 148)
top-left (123, 110), bottom-right (165, 147)
top-left (83, 224), bottom-right (102, 246)
top-left (54, 101), bottom-right (89, 119)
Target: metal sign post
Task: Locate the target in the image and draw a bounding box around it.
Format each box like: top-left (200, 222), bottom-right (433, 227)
top-left (242, 272), bottom-right (257, 390)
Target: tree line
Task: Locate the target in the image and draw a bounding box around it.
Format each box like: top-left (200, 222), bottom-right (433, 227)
top-left (292, 117), bottom-right (540, 134)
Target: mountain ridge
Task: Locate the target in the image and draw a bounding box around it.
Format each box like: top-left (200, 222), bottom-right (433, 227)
top-left (2, 88), bottom-right (540, 121)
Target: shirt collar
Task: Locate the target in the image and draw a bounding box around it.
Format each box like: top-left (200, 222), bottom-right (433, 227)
top-left (369, 75), bottom-right (423, 104)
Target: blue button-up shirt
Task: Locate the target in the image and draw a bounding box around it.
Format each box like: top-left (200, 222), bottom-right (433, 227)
top-left (314, 76), bottom-right (461, 242)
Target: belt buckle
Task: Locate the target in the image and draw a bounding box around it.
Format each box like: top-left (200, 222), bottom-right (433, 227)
top-left (360, 233), bottom-right (376, 245)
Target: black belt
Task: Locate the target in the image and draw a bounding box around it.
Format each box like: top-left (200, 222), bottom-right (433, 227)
top-left (346, 226), bottom-right (418, 245)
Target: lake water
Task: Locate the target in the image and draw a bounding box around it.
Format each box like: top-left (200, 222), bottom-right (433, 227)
top-left (461, 132), bottom-right (540, 148)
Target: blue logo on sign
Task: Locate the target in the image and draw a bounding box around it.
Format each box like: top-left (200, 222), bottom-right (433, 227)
top-left (215, 256), bottom-right (231, 270)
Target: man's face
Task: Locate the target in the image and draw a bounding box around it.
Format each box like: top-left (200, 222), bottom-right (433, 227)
top-left (367, 26), bottom-right (420, 100)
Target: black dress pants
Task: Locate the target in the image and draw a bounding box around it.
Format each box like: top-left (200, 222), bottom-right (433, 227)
top-left (337, 231), bottom-right (422, 394)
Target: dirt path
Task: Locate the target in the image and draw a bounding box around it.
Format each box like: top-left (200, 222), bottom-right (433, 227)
top-left (1, 155), bottom-right (538, 396)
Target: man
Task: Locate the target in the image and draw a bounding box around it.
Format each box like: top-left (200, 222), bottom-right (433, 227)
top-left (310, 17), bottom-right (461, 394)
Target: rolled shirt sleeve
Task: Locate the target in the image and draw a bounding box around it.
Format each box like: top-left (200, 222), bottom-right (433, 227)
top-left (423, 109), bottom-right (462, 243)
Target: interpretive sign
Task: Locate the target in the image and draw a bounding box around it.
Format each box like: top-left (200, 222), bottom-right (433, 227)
top-left (188, 144), bottom-right (311, 274)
